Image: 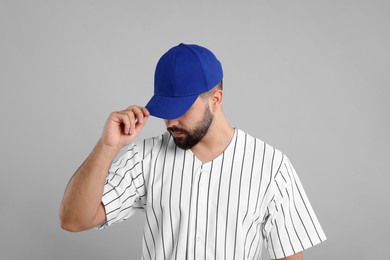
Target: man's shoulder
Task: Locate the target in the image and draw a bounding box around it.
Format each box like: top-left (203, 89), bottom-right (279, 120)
top-left (236, 128), bottom-right (290, 177)
top-left (236, 128), bottom-right (285, 158)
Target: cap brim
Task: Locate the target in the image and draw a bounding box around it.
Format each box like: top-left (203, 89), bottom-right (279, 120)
top-left (145, 94), bottom-right (198, 120)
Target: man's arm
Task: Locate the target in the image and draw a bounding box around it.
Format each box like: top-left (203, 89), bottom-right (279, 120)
top-left (275, 252), bottom-right (303, 260)
top-left (59, 106), bottom-right (149, 232)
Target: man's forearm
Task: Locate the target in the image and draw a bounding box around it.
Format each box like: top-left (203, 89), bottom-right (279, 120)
top-left (60, 139), bottom-right (118, 231)
top-left (275, 252), bottom-right (303, 260)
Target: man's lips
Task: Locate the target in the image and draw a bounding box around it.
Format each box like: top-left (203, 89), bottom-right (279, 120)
top-left (171, 131), bottom-right (184, 138)
top-left (168, 127), bottom-right (188, 138)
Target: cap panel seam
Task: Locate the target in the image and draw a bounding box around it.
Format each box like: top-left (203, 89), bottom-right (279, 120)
top-left (172, 52), bottom-right (178, 95)
top-left (185, 45), bottom-right (209, 91)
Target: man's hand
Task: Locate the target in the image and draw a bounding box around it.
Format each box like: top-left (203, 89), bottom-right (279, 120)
top-left (101, 106), bottom-right (150, 150)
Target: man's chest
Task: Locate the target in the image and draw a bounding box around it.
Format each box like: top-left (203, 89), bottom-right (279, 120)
top-left (143, 146), bottom-right (274, 235)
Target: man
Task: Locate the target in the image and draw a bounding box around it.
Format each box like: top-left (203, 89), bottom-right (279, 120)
top-left (60, 43), bottom-right (326, 260)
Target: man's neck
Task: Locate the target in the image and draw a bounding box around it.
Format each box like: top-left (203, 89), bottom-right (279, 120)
top-left (190, 115), bottom-right (235, 163)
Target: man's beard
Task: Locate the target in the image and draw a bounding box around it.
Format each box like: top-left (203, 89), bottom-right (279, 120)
top-left (167, 105), bottom-right (214, 150)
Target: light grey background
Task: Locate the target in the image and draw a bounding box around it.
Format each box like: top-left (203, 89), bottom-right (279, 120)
top-left (1, 1), bottom-right (389, 260)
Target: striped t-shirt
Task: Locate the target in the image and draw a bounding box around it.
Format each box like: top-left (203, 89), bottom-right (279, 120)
top-left (98, 128), bottom-right (326, 259)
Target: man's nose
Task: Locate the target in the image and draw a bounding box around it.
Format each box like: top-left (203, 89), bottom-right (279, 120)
top-left (165, 119), bottom-right (179, 128)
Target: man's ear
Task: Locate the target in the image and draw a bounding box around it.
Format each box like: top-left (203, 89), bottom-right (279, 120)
top-left (210, 89), bottom-right (223, 111)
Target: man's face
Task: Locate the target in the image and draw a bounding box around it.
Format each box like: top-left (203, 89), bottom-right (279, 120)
top-left (165, 97), bottom-right (214, 150)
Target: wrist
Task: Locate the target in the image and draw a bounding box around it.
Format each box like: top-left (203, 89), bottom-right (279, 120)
top-left (96, 139), bottom-right (121, 159)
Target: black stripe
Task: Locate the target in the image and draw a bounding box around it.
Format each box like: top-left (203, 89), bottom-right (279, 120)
top-left (285, 188), bottom-right (304, 250)
top-left (244, 140), bottom-right (264, 258)
top-left (274, 218), bottom-right (286, 258)
top-left (224, 133), bottom-right (238, 260)
top-left (242, 137), bottom-right (257, 225)
top-left (117, 204), bottom-right (135, 216)
top-left (141, 139), bottom-right (147, 188)
top-left (280, 203), bottom-right (296, 254)
top-left (268, 194), bottom-right (276, 205)
top-left (194, 164), bottom-right (203, 260)
top-left (269, 225), bottom-right (277, 258)
top-left (106, 206), bottom-right (121, 216)
top-left (132, 171), bottom-right (144, 182)
top-left (105, 183), bottom-right (137, 206)
top-left (174, 149), bottom-right (186, 260)
top-left (104, 161), bottom-right (141, 195)
top-left (146, 137), bottom-right (157, 260)
top-left (246, 143), bottom-right (268, 258)
top-left (110, 152), bottom-right (139, 181)
top-left (204, 160), bottom-right (213, 260)
top-left (127, 145), bottom-right (136, 152)
top-left (169, 145), bottom-right (177, 254)
top-left (135, 183), bottom-right (145, 190)
top-left (122, 193), bottom-right (137, 204)
top-left (253, 142), bottom-right (267, 215)
top-left (233, 133), bottom-right (247, 259)
top-left (144, 209), bottom-right (156, 260)
top-left (244, 220), bottom-right (255, 258)
top-left (112, 155), bottom-right (125, 168)
top-left (143, 235), bottom-right (152, 260)
top-left (111, 146), bottom-right (135, 167)
top-left (261, 148), bottom-right (276, 203)
top-left (286, 161), bottom-right (324, 242)
top-left (114, 161), bottom-right (141, 187)
top-left (160, 135), bottom-right (170, 260)
top-left (214, 152), bottom-right (225, 260)
top-left (185, 155), bottom-right (196, 259)
top-left (284, 163), bottom-right (313, 246)
top-left (275, 178), bottom-right (284, 198)
top-left (247, 216), bottom-right (262, 258)
top-left (150, 135), bottom-right (165, 232)
top-left (281, 171), bottom-right (287, 183)
top-left (274, 157), bottom-right (284, 177)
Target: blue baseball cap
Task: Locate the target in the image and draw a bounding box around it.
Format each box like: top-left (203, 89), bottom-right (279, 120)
top-left (145, 43), bottom-right (223, 119)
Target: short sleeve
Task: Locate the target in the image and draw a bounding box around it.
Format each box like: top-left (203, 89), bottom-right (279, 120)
top-left (262, 155), bottom-right (327, 259)
top-left (97, 142), bottom-right (148, 229)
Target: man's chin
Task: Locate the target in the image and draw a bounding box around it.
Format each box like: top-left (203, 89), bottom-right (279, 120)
top-left (172, 137), bottom-right (192, 150)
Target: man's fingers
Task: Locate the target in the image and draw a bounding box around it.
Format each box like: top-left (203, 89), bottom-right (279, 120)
top-left (141, 107), bottom-right (150, 116)
top-left (134, 113), bottom-right (149, 132)
top-left (128, 111), bottom-right (136, 135)
top-left (133, 107), bottom-right (147, 124)
top-left (116, 106), bottom-right (149, 135)
top-left (114, 112), bottom-right (131, 135)
top-left (103, 106), bottom-right (149, 149)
